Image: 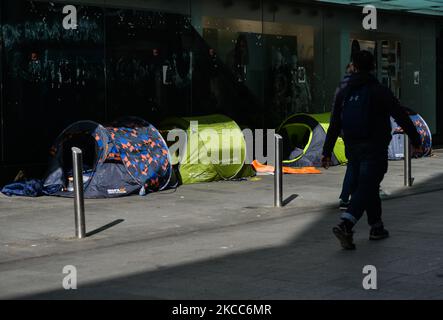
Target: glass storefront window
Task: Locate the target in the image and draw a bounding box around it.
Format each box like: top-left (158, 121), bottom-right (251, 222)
top-left (105, 9), bottom-right (193, 123)
top-left (189, 0), bottom-right (264, 129)
top-left (2, 1), bottom-right (105, 166)
top-left (199, 16), bottom-right (264, 128)
top-left (0, 0), bottom-right (440, 178)
top-left (262, 21), bottom-right (315, 127)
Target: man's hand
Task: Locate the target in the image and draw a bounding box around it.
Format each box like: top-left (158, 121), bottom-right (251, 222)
top-left (321, 156), bottom-right (333, 169)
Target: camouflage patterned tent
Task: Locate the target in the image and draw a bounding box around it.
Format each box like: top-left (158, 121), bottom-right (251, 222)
top-left (388, 108), bottom-right (432, 160)
top-left (44, 117), bottom-right (173, 198)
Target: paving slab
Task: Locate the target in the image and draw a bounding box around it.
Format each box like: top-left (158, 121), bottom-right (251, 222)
top-left (0, 150), bottom-right (442, 299)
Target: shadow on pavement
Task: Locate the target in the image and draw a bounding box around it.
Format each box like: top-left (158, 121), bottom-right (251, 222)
top-left (283, 194), bottom-right (298, 207)
top-left (14, 172), bottom-right (443, 299)
top-left (86, 219), bottom-right (125, 238)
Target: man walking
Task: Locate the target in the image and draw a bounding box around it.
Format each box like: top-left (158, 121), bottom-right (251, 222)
top-left (321, 50), bottom-right (422, 250)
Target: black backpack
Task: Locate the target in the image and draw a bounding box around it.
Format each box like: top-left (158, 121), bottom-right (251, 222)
top-left (341, 84), bottom-right (373, 140)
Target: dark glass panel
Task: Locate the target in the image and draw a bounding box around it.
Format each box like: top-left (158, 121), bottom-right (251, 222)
top-left (105, 8), bottom-right (193, 125)
top-left (196, 16), bottom-right (264, 129)
top-left (2, 0), bottom-right (105, 166)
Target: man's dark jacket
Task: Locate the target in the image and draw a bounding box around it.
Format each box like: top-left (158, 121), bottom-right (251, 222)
top-left (322, 72), bottom-right (421, 158)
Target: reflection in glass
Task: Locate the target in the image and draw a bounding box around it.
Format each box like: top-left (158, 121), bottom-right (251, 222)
top-left (2, 1), bottom-right (105, 166)
top-left (202, 16), bottom-right (315, 128)
top-left (105, 9), bottom-right (193, 123)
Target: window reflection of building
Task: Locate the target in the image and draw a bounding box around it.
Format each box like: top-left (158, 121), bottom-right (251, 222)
top-left (208, 48), bottom-right (223, 110)
top-left (202, 16), bottom-right (314, 127)
top-left (350, 37), bottom-right (402, 99)
top-left (268, 37), bottom-right (312, 126)
top-left (227, 34), bottom-right (249, 83)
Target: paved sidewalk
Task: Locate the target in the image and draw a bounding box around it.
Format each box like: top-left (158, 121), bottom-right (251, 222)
top-left (0, 150), bottom-right (442, 299)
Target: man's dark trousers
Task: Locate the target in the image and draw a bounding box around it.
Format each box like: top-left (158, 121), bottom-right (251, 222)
top-left (339, 165), bottom-right (353, 202)
top-left (341, 143), bottom-right (388, 227)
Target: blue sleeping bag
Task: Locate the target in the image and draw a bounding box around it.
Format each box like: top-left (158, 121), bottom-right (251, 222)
top-left (1, 179), bottom-right (61, 197)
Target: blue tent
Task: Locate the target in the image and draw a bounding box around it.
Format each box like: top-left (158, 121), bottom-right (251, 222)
top-left (44, 117), bottom-right (173, 198)
top-left (388, 109), bottom-right (432, 160)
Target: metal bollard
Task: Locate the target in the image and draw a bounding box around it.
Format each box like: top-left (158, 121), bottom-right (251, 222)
top-left (404, 134), bottom-right (413, 187)
top-left (274, 134), bottom-right (283, 208)
top-left (72, 147), bottom-right (86, 239)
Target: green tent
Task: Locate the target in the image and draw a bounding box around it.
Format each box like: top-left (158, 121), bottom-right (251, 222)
top-left (160, 114), bottom-right (254, 184)
top-left (277, 112), bottom-right (347, 167)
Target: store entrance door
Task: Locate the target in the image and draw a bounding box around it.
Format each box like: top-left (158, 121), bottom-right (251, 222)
top-left (349, 37), bottom-right (402, 99)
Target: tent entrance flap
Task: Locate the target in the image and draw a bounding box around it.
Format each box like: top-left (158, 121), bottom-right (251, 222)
top-left (281, 123), bottom-right (313, 163)
top-left (61, 133), bottom-right (98, 173)
top-left (277, 112), bottom-right (347, 167)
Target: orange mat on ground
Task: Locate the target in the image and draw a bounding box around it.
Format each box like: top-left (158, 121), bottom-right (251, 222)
top-left (252, 160), bottom-right (321, 174)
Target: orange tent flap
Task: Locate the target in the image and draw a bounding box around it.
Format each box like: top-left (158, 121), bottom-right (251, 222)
top-left (252, 160), bottom-right (274, 173)
top-left (252, 160), bottom-right (321, 174)
top-left (283, 166), bottom-right (321, 174)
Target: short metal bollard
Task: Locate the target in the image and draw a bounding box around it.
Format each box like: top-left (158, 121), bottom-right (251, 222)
top-left (72, 147), bottom-right (86, 239)
top-left (404, 134), bottom-right (413, 187)
top-left (274, 134), bottom-right (283, 208)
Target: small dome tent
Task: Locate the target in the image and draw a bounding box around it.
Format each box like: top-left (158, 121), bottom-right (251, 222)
top-left (44, 118), bottom-right (173, 198)
top-left (277, 113), bottom-right (347, 167)
top-left (388, 108), bottom-right (432, 160)
top-left (160, 114), bottom-right (254, 184)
